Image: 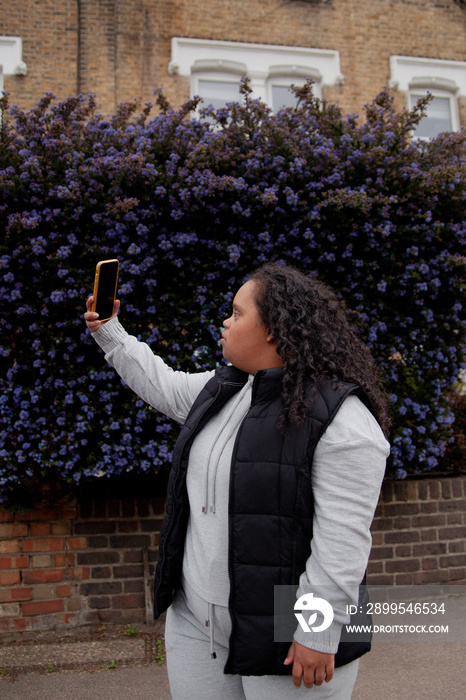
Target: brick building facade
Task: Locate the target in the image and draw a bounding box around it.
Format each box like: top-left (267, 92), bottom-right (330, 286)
top-left (1, 0), bottom-right (466, 133)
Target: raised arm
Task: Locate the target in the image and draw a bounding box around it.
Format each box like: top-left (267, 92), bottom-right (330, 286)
top-left (84, 296), bottom-right (214, 424)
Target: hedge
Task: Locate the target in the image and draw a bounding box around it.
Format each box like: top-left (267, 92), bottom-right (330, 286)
top-left (0, 81), bottom-right (465, 506)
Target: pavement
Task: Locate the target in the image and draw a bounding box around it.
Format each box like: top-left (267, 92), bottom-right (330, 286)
top-left (0, 623), bottom-right (465, 699)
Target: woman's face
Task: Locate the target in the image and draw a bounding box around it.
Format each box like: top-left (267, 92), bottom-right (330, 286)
top-left (221, 280), bottom-right (282, 374)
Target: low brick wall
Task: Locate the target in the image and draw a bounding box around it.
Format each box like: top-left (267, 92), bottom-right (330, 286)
top-left (0, 476), bottom-right (465, 633)
top-left (368, 476), bottom-right (466, 585)
top-left (0, 496), bottom-right (165, 633)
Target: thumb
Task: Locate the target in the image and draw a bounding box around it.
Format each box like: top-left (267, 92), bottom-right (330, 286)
top-left (284, 642), bottom-right (295, 665)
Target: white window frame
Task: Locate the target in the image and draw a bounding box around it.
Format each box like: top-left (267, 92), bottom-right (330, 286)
top-left (169, 37), bottom-right (342, 111)
top-left (0, 37), bottom-right (27, 93)
top-left (390, 56), bottom-right (466, 137)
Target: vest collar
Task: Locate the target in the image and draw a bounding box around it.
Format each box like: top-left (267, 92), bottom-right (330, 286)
top-left (252, 366), bottom-right (283, 405)
top-left (215, 364), bottom-right (249, 387)
top-left (216, 364), bottom-right (283, 405)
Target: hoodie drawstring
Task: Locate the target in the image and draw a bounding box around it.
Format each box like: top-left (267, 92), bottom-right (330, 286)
top-left (201, 378), bottom-right (253, 515)
top-left (205, 602), bottom-right (217, 659)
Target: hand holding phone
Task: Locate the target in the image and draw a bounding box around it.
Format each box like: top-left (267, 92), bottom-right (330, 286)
top-left (84, 259), bottom-right (120, 332)
top-left (84, 295), bottom-right (120, 332)
top-left (91, 259), bottom-right (119, 322)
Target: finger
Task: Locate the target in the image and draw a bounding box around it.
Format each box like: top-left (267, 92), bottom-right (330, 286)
top-left (86, 295), bottom-right (94, 312)
top-left (283, 643), bottom-right (294, 666)
top-left (313, 668), bottom-right (326, 686)
top-left (325, 664), bottom-right (334, 683)
top-left (303, 670), bottom-right (315, 689)
top-left (112, 299), bottom-right (120, 316)
top-left (292, 661), bottom-right (303, 688)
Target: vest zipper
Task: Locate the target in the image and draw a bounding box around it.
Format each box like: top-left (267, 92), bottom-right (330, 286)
top-left (224, 370), bottom-right (267, 671)
top-left (224, 412), bottom-right (248, 672)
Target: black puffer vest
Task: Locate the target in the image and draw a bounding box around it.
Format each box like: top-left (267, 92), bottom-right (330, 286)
top-left (153, 365), bottom-right (375, 675)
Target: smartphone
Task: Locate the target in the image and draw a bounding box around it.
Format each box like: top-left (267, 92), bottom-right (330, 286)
top-left (92, 259), bottom-right (119, 322)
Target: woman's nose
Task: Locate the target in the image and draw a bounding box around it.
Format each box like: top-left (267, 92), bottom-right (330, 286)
top-left (223, 317), bottom-right (231, 328)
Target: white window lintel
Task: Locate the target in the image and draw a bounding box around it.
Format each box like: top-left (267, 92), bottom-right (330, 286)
top-left (269, 64), bottom-right (321, 81)
top-left (409, 76), bottom-right (457, 93)
top-left (169, 37), bottom-right (343, 87)
top-left (390, 56), bottom-right (466, 95)
top-left (191, 59), bottom-right (247, 76)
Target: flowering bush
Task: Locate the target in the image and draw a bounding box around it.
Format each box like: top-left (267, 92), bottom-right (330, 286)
top-left (0, 83), bottom-right (464, 505)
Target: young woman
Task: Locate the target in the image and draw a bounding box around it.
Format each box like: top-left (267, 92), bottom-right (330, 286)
top-left (84, 263), bottom-right (390, 699)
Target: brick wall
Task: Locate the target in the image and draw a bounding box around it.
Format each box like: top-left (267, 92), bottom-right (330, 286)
top-left (0, 495), bottom-right (165, 633)
top-left (0, 502), bottom-right (82, 632)
top-left (0, 475), bottom-right (465, 634)
top-left (1, 0), bottom-right (78, 108)
top-left (1, 0), bottom-right (465, 121)
top-left (73, 496), bottom-right (164, 626)
top-left (368, 476), bottom-right (466, 586)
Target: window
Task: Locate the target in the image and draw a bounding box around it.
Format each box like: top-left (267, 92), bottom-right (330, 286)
top-left (390, 56), bottom-right (466, 138)
top-left (191, 59), bottom-right (245, 111)
top-left (0, 37), bottom-right (27, 122)
top-left (271, 85), bottom-right (297, 111)
top-left (267, 65), bottom-right (322, 112)
top-left (409, 91), bottom-right (455, 139)
top-left (169, 38), bottom-right (342, 113)
top-left (0, 36), bottom-right (27, 92)
top-left (198, 79), bottom-right (241, 110)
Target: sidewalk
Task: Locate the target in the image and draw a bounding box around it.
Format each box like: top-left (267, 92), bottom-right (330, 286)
top-left (0, 624), bottom-right (464, 699)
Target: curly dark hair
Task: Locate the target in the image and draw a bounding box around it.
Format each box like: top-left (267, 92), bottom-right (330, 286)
top-left (250, 263), bottom-right (391, 436)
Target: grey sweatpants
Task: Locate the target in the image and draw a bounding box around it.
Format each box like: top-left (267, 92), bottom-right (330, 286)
top-left (165, 582), bottom-right (359, 700)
